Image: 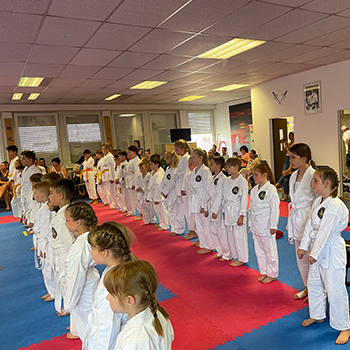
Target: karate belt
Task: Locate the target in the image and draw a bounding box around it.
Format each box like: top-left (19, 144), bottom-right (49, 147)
top-left (13, 183), bottom-right (21, 199)
top-left (125, 170), bottom-right (135, 187)
top-left (287, 201), bottom-right (314, 239)
top-left (80, 168), bottom-right (93, 178)
top-left (96, 169), bottom-right (108, 182)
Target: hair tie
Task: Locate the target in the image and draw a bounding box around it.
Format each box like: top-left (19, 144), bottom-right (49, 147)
top-left (153, 312), bottom-right (158, 318)
top-left (123, 250), bottom-right (131, 260)
top-left (309, 158), bottom-right (313, 164)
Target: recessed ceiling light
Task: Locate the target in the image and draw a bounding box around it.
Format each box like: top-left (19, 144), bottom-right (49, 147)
top-left (12, 93), bottom-right (23, 100)
top-left (28, 93), bottom-right (40, 100)
top-left (119, 114), bottom-right (136, 117)
top-left (105, 94), bottom-right (121, 101)
top-left (198, 38), bottom-right (265, 60)
top-left (130, 81), bottom-right (167, 89)
top-left (178, 95), bottom-right (206, 101)
top-left (18, 77), bottom-right (44, 87)
top-left (213, 84), bottom-right (249, 91)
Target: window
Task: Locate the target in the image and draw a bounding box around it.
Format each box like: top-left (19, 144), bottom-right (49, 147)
top-left (113, 114), bottom-right (144, 152)
top-left (66, 115), bottom-right (102, 163)
top-left (188, 112), bottom-right (213, 151)
top-left (17, 114), bottom-right (59, 164)
top-left (151, 113), bottom-right (177, 155)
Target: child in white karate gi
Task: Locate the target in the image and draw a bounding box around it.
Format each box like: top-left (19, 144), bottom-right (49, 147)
top-left (223, 157), bottom-right (249, 266)
top-left (83, 222), bottom-right (136, 350)
top-left (115, 151), bottom-right (128, 213)
top-left (10, 159), bottom-right (23, 218)
top-left (204, 156), bottom-right (226, 258)
top-left (190, 148), bottom-right (212, 254)
top-left (181, 157), bottom-right (197, 240)
top-left (104, 260), bottom-right (174, 350)
top-left (249, 163), bottom-right (280, 284)
top-left (287, 143), bottom-right (317, 302)
top-left (298, 167), bottom-right (350, 345)
top-left (82, 149), bottom-right (99, 205)
top-left (95, 150), bottom-right (108, 206)
top-left (161, 151), bottom-right (184, 236)
top-left (136, 162), bottom-right (154, 225)
top-left (27, 173), bottom-right (43, 228)
top-left (147, 155), bottom-right (169, 231)
top-left (58, 202), bottom-right (99, 340)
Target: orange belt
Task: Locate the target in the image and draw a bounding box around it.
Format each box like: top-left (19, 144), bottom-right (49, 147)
top-left (13, 183), bottom-right (21, 199)
top-left (80, 169), bottom-right (93, 178)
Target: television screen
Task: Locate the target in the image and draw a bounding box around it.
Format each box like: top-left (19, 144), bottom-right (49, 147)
top-left (170, 128), bottom-right (191, 142)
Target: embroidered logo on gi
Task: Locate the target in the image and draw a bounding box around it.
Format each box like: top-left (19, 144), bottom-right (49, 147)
top-left (167, 174), bottom-right (171, 180)
top-left (122, 165), bottom-right (125, 169)
top-left (195, 175), bottom-right (202, 182)
top-left (258, 191), bottom-right (266, 200)
top-left (52, 227), bottom-right (58, 239)
top-left (214, 178), bottom-right (219, 185)
top-left (232, 186), bottom-right (239, 195)
top-left (318, 207), bottom-right (325, 219)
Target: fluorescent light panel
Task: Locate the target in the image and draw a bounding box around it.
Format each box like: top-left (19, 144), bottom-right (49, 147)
top-left (178, 95), bottom-right (206, 102)
top-left (12, 93), bottom-right (23, 100)
top-left (130, 81), bottom-right (167, 89)
top-left (213, 83), bottom-right (249, 91)
top-left (199, 38), bottom-right (265, 60)
top-left (28, 93), bottom-right (40, 100)
top-left (18, 77), bottom-right (44, 87)
top-left (105, 94), bottom-right (121, 101)
top-left (119, 114), bottom-right (136, 117)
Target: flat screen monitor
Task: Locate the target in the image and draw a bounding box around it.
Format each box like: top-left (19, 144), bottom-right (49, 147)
top-left (170, 128), bottom-right (191, 142)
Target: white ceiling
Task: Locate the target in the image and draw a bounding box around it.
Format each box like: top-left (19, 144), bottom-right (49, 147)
top-left (2, 0), bottom-right (350, 105)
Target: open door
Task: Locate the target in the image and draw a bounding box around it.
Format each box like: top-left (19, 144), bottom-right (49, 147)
top-left (271, 118), bottom-right (288, 181)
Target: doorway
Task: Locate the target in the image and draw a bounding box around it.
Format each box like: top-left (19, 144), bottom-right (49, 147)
top-left (339, 110), bottom-right (350, 199)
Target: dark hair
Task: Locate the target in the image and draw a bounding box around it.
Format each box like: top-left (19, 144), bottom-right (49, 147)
top-left (1, 161), bottom-right (9, 169)
top-left (6, 145), bottom-right (18, 153)
top-left (21, 150), bottom-right (36, 161)
top-left (66, 202), bottom-right (98, 229)
top-left (289, 143), bottom-right (316, 169)
top-left (127, 145), bottom-right (138, 154)
top-left (250, 149), bottom-right (257, 155)
top-left (222, 147), bottom-right (227, 152)
top-left (42, 172), bottom-right (62, 184)
top-left (75, 155), bottom-right (85, 164)
top-left (253, 163), bottom-right (275, 184)
top-left (39, 157), bottom-right (46, 164)
top-left (212, 144), bottom-right (217, 149)
top-left (118, 150), bottom-right (127, 158)
top-left (134, 140), bottom-right (140, 148)
top-left (83, 149), bottom-right (91, 155)
top-left (51, 157), bottom-right (61, 164)
top-left (29, 173), bottom-right (43, 183)
top-left (211, 156), bottom-right (225, 170)
top-left (315, 167), bottom-right (339, 198)
top-left (233, 152), bottom-right (238, 156)
top-left (226, 157), bottom-right (241, 168)
top-left (240, 145), bottom-right (248, 153)
top-left (50, 178), bottom-right (75, 200)
top-left (150, 154), bottom-right (161, 167)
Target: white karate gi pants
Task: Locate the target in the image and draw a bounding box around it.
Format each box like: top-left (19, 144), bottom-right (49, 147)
top-left (226, 224), bottom-right (249, 263)
top-left (182, 196), bottom-right (196, 231)
top-left (194, 213), bottom-right (214, 250)
top-left (101, 182), bottom-right (118, 208)
top-left (210, 218), bottom-right (230, 259)
top-left (294, 239), bottom-right (309, 286)
top-left (86, 180), bottom-right (97, 200)
top-left (154, 202), bottom-right (169, 230)
top-left (125, 188), bottom-right (136, 216)
top-left (97, 183), bottom-right (107, 204)
top-left (168, 198), bottom-right (185, 234)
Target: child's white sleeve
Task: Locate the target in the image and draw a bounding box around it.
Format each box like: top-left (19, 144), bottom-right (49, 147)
top-left (269, 189), bottom-right (280, 230)
top-left (201, 171), bottom-right (211, 210)
top-left (240, 178), bottom-right (249, 217)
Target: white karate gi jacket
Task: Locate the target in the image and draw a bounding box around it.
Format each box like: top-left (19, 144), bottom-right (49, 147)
top-left (204, 172), bottom-right (226, 221)
top-left (125, 157), bottom-right (141, 189)
top-left (83, 266), bottom-right (129, 350)
top-left (8, 156), bottom-right (19, 180)
top-left (100, 153), bottom-right (116, 182)
top-left (10, 170), bottom-right (22, 218)
top-left (116, 160), bottom-right (128, 186)
top-left (146, 171), bottom-right (164, 203)
top-left (136, 173), bottom-right (150, 204)
top-left (189, 164), bottom-right (211, 213)
top-left (222, 174), bottom-right (248, 226)
top-left (288, 166), bottom-right (316, 241)
top-left (21, 164), bottom-right (41, 214)
top-left (160, 167), bottom-right (177, 206)
top-left (175, 153), bottom-right (190, 196)
top-left (114, 307), bottom-right (174, 350)
top-left (82, 157), bottom-right (95, 182)
top-left (249, 181), bottom-right (280, 235)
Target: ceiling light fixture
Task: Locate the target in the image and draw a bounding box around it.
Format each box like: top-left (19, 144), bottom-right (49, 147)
top-left (105, 94), bottom-right (121, 101)
top-left (130, 81), bottom-right (167, 89)
top-left (119, 114), bottom-right (136, 117)
top-left (199, 38), bottom-right (265, 60)
top-left (213, 83), bottom-right (249, 91)
top-left (12, 93), bottom-right (23, 100)
top-left (178, 95), bottom-right (206, 101)
top-left (18, 77), bottom-right (44, 87)
top-left (28, 93), bottom-right (40, 100)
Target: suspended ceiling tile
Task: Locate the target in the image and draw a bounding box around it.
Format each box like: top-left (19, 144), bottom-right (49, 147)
top-left (79, 79), bottom-right (115, 88)
top-left (49, 0), bottom-right (122, 21)
top-left (0, 77), bottom-right (21, 86)
top-left (59, 65), bottom-right (101, 79)
top-left (242, 9), bottom-right (328, 41)
top-left (91, 67), bottom-right (134, 80)
top-left (0, 43), bottom-right (32, 63)
top-left (0, 0), bottom-right (51, 14)
top-left (0, 12), bottom-right (43, 43)
top-left (108, 0), bottom-right (190, 27)
top-left (151, 70), bottom-right (189, 81)
top-left (36, 16), bottom-right (101, 47)
top-left (0, 63), bottom-right (25, 77)
top-left (86, 23), bottom-right (151, 51)
top-left (159, 0), bottom-right (249, 32)
top-left (303, 25), bottom-right (350, 46)
top-left (70, 48), bottom-right (122, 66)
top-left (142, 54), bottom-right (190, 70)
top-left (106, 80), bottom-right (142, 89)
top-left (129, 29), bottom-right (193, 54)
top-left (308, 49), bottom-right (350, 65)
top-left (35, 99), bottom-right (60, 104)
top-left (178, 72), bottom-right (217, 83)
top-left (276, 15), bottom-right (350, 43)
top-left (68, 88), bottom-right (102, 94)
top-left (301, 0), bottom-right (350, 13)
top-left (173, 58), bottom-right (221, 72)
top-left (49, 78), bottom-right (87, 87)
top-left (198, 60), bottom-right (246, 73)
top-left (108, 52), bottom-right (159, 68)
top-left (283, 47), bottom-right (345, 63)
top-left (121, 69), bottom-right (161, 81)
top-left (331, 39), bottom-right (350, 49)
top-left (338, 8), bottom-right (350, 17)
top-left (257, 0), bottom-right (310, 6)
top-left (29, 45), bottom-right (80, 64)
top-left (272, 63), bottom-right (320, 76)
top-left (205, 1), bottom-right (292, 37)
top-left (23, 63), bottom-right (66, 77)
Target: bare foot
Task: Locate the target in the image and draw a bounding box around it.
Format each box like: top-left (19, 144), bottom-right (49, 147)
top-left (66, 332), bottom-right (79, 340)
top-left (41, 293), bottom-right (50, 300)
top-left (155, 223), bottom-right (160, 228)
top-left (30, 246), bottom-right (35, 251)
top-left (294, 289), bottom-right (307, 300)
top-left (56, 309), bottom-right (69, 317)
top-left (100, 203), bottom-right (108, 207)
top-left (28, 223), bottom-right (33, 228)
top-left (261, 276), bottom-right (277, 284)
top-left (191, 240), bottom-right (199, 246)
top-left (196, 248), bottom-right (212, 255)
top-left (302, 318), bottom-right (324, 327)
top-left (169, 232), bottom-right (178, 236)
top-left (44, 296), bottom-right (54, 302)
top-left (336, 330), bottom-right (350, 345)
top-left (125, 213), bottom-right (132, 217)
top-left (258, 274), bottom-right (267, 282)
top-left (90, 199), bottom-right (99, 205)
top-left (66, 326), bottom-right (70, 330)
top-left (6, 207), bottom-right (10, 210)
top-left (133, 216), bottom-right (143, 221)
top-left (214, 254), bottom-right (221, 259)
top-left (219, 257), bottom-right (227, 261)
top-left (157, 227), bottom-right (166, 231)
top-left (183, 231), bottom-right (198, 240)
top-left (108, 207), bottom-right (116, 210)
top-left (230, 260), bottom-right (245, 267)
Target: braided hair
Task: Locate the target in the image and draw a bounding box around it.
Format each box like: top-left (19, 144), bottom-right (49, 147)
top-left (88, 222), bottom-right (136, 262)
top-left (104, 260), bottom-right (169, 337)
top-left (66, 201), bottom-right (98, 229)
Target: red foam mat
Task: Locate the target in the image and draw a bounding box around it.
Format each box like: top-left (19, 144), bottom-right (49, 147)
top-left (0, 216), bottom-right (19, 224)
top-left (19, 335), bottom-right (82, 350)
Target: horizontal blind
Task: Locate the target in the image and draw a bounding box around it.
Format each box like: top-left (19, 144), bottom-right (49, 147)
top-left (188, 112), bottom-right (212, 135)
top-left (66, 115), bottom-right (101, 143)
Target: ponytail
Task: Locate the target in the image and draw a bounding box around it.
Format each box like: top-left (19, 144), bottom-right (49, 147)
top-left (315, 167), bottom-right (339, 198)
top-left (253, 163), bottom-right (275, 185)
top-left (192, 148), bottom-right (209, 167)
top-left (289, 143), bottom-right (316, 169)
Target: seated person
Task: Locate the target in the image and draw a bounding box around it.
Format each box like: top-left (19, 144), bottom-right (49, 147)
top-left (49, 157), bottom-right (68, 178)
top-left (0, 161), bottom-right (11, 210)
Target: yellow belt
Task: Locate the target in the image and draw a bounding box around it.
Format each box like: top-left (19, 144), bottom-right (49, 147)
top-left (126, 170), bottom-right (135, 174)
top-left (96, 169), bottom-right (108, 182)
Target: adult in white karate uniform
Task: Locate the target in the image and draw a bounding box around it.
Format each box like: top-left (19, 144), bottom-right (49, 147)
top-left (249, 163), bottom-right (280, 283)
top-left (223, 158), bottom-right (249, 264)
top-left (101, 144), bottom-right (118, 209)
top-left (10, 165), bottom-right (22, 218)
top-left (125, 146), bottom-right (141, 216)
top-left (190, 149), bottom-right (212, 254)
top-left (136, 166), bottom-right (155, 225)
top-left (82, 150), bottom-right (98, 204)
top-left (298, 167), bottom-right (350, 345)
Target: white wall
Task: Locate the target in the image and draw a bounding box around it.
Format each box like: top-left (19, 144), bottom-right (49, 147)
top-left (251, 59), bottom-right (350, 175)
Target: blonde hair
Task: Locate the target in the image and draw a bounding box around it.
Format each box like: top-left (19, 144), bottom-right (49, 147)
top-left (191, 148), bottom-right (209, 167)
top-left (253, 163), bottom-right (275, 184)
top-left (102, 143), bottom-right (112, 151)
top-left (88, 222), bottom-right (137, 262)
top-left (174, 139), bottom-right (190, 154)
top-left (104, 260), bottom-right (169, 337)
top-left (66, 201), bottom-right (98, 229)
top-left (32, 181), bottom-right (50, 193)
top-left (165, 151), bottom-right (179, 169)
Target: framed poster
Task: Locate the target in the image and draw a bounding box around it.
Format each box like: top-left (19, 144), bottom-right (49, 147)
top-left (304, 81), bottom-right (321, 115)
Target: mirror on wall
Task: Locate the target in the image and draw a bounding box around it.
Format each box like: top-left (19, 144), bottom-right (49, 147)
top-left (339, 110), bottom-right (350, 199)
